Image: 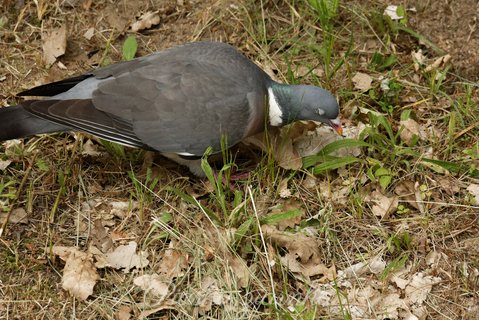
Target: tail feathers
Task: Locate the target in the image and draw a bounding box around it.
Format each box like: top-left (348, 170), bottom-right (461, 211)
top-left (0, 104), bottom-right (69, 142)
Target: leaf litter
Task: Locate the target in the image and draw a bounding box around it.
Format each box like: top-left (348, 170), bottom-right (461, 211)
top-left (311, 254), bottom-right (442, 319)
top-left (42, 25), bottom-right (67, 65)
top-left (51, 246), bottom-right (99, 301)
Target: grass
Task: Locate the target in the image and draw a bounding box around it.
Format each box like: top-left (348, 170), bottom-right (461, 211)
top-left (1, 0), bottom-right (479, 319)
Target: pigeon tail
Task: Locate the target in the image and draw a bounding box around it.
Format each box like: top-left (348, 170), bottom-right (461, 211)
top-left (0, 104), bottom-right (69, 141)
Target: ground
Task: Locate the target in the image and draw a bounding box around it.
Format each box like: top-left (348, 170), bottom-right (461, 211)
top-left (1, 0), bottom-right (479, 319)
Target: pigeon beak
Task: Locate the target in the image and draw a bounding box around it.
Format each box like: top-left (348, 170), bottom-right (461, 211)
top-left (329, 118), bottom-right (343, 136)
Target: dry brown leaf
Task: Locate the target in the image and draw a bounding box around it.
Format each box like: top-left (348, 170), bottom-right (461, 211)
top-left (197, 277), bottom-right (224, 315)
top-left (342, 256), bottom-right (386, 277)
top-left (0, 159), bottom-right (12, 170)
top-left (83, 27), bottom-right (95, 40)
top-left (94, 241), bottom-right (149, 272)
top-left (302, 175), bottom-right (317, 189)
top-left (115, 305), bottom-right (132, 320)
top-left (82, 139), bottom-right (102, 156)
top-left (312, 254), bottom-right (441, 320)
top-left (318, 180), bottom-right (350, 202)
top-left (412, 49), bottom-right (426, 72)
top-left (42, 25), bottom-right (67, 65)
top-left (275, 131), bottom-right (303, 169)
top-left (366, 190), bottom-right (398, 218)
top-left (436, 177), bottom-right (459, 196)
top-left (294, 66), bottom-right (325, 78)
top-left (244, 121), bottom-right (341, 170)
top-left (243, 128), bottom-right (302, 170)
top-left (131, 11), bottom-right (160, 32)
top-left (133, 274), bottom-right (169, 298)
top-left (466, 184), bottom-right (479, 204)
top-left (280, 253), bottom-right (335, 279)
top-left (264, 225), bottom-right (332, 279)
top-left (110, 200), bottom-right (137, 218)
top-left (90, 219), bottom-right (113, 253)
top-left (278, 178), bottom-right (292, 198)
top-left (228, 255), bottom-right (249, 288)
top-left (400, 118), bottom-right (422, 145)
top-left (424, 54), bottom-right (452, 73)
top-left (394, 180), bottom-right (426, 213)
top-left (0, 207), bottom-right (28, 224)
top-left (405, 273), bottom-right (441, 305)
top-left (293, 126), bottom-right (339, 158)
top-left (110, 230), bottom-right (131, 242)
top-left (52, 246), bottom-right (99, 301)
top-left (157, 249), bottom-right (188, 279)
top-left (352, 72), bottom-right (373, 92)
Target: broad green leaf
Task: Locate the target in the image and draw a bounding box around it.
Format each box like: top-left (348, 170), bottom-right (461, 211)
top-left (122, 36), bottom-right (138, 61)
top-left (374, 167), bottom-right (390, 177)
top-left (379, 175), bottom-right (392, 189)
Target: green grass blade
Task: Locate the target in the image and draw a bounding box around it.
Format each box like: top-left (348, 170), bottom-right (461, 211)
top-left (421, 158), bottom-right (479, 177)
top-left (165, 186), bottom-right (222, 224)
top-left (313, 156), bottom-right (362, 174)
top-left (233, 217), bottom-right (254, 246)
top-left (303, 139), bottom-right (370, 168)
top-left (260, 209), bottom-right (303, 225)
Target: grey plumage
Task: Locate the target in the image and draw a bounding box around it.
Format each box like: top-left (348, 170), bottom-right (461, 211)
top-left (0, 42), bottom-right (341, 175)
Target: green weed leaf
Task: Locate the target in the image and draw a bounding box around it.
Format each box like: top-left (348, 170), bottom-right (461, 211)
top-left (122, 36), bottom-right (138, 61)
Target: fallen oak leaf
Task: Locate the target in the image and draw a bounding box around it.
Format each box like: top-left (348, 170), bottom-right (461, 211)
top-left (352, 72), bottom-right (373, 92)
top-left (133, 274), bottom-right (169, 299)
top-left (116, 305), bottom-right (132, 320)
top-left (52, 246), bottom-right (99, 300)
top-left (405, 272), bottom-right (442, 306)
top-left (130, 11), bottom-right (160, 32)
top-left (157, 248), bottom-right (189, 279)
top-left (227, 255), bottom-right (250, 288)
top-left (399, 118), bottom-right (427, 145)
top-left (366, 190), bottom-right (398, 219)
top-left (466, 184), bottom-right (479, 204)
top-left (424, 54), bottom-right (452, 73)
top-left (197, 277), bottom-right (224, 315)
top-left (0, 159), bottom-right (12, 170)
top-left (280, 253), bottom-right (335, 279)
top-left (42, 25), bottom-right (67, 65)
top-left (263, 225), bottom-right (333, 279)
top-left (0, 207), bottom-right (28, 224)
top-left (91, 241), bottom-right (149, 272)
top-left (243, 127), bottom-right (302, 170)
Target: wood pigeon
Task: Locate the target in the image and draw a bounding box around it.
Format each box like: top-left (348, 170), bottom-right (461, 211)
top-left (0, 42), bottom-right (341, 175)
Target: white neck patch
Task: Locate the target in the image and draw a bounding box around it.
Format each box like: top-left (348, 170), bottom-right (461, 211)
top-left (267, 87), bottom-right (283, 126)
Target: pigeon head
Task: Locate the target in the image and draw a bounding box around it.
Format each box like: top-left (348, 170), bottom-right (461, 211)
top-left (268, 83), bottom-right (342, 135)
